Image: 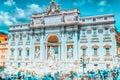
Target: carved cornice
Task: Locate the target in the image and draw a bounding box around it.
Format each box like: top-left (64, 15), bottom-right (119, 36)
top-left (18, 47), bottom-right (22, 50)
top-left (10, 48), bottom-right (15, 50)
top-left (104, 44), bottom-right (111, 48)
top-left (80, 45), bottom-right (88, 49)
top-left (92, 45), bottom-right (99, 48)
top-left (104, 58), bottom-right (113, 61)
top-left (26, 47), bottom-right (30, 50)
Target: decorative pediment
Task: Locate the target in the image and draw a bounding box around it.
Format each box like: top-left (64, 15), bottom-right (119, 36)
top-left (10, 48), bottom-right (15, 50)
top-left (46, 1), bottom-right (60, 15)
top-left (104, 44), bottom-right (111, 48)
top-left (26, 47), bottom-right (30, 50)
top-left (115, 32), bottom-right (120, 43)
top-left (18, 47), bottom-right (22, 50)
top-left (80, 45), bottom-right (88, 49)
top-left (92, 45), bottom-right (99, 48)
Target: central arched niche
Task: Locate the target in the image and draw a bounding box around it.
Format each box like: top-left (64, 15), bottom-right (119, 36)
top-left (46, 35), bottom-right (60, 61)
top-left (48, 35), bottom-right (59, 43)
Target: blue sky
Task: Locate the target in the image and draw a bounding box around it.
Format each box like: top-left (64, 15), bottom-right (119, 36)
top-left (0, 0), bottom-right (120, 34)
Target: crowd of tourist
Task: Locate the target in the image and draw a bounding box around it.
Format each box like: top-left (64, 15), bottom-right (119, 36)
top-left (0, 67), bottom-right (120, 80)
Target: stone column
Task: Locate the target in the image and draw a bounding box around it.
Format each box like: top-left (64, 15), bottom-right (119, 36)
top-left (30, 32), bottom-right (34, 63)
top-left (61, 26), bottom-right (66, 60)
top-left (73, 26), bottom-right (78, 60)
top-left (40, 33), bottom-right (44, 61)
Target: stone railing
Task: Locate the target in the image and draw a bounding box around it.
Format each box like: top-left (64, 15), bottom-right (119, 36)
top-left (92, 57), bottom-right (100, 61)
top-left (9, 57), bottom-right (14, 60)
top-left (26, 41), bottom-right (30, 45)
top-left (25, 57), bottom-right (29, 60)
top-left (18, 42), bottom-right (23, 45)
top-left (17, 56), bottom-right (22, 60)
top-left (104, 57), bottom-right (113, 61)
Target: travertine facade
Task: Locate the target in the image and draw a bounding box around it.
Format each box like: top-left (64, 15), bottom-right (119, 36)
top-left (0, 33), bottom-right (8, 68)
top-left (7, 1), bottom-right (117, 72)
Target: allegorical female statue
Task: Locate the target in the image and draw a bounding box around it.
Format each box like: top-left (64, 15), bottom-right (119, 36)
top-left (34, 47), bottom-right (40, 58)
top-left (48, 46), bottom-right (55, 60)
top-left (67, 46), bottom-right (73, 59)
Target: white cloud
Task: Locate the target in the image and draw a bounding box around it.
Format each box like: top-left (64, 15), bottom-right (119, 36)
top-left (98, 8), bottom-right (105, 12)
top-left (27, 4), bottom-right (45, 13)
top-left (73, 0), bottom-right (94, 7)
top-left (15, 7), bottom-right (25, 18)
top-left (4, 0), bottom-right (16, 6)
top-left (0, 11), bottom-right (17, 26)
top-left (97, 0), bottom-right (111, 13)
top-left (0, 3), bottom-right (45, 27)
top-left (12, 4), bottom-right (45, 22)
top-left (98, 0), bottom-right (106, 6)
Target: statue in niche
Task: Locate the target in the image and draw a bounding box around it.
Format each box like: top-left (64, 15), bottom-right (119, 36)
top-left (41, 17), bottom-right (45, 25)
top-left (35, 34), bottom-right (40, 41)
top-left (74, 13), bottom-right (79, 21)
top-left (48, 46), bottom-right (55, 60)
top-left (67, 46), bottom-right (73, 59)
top-left (61, 14), bottom-right (65, 22)
top-left (67, 32), bottom-right (73, 41)
top-left (34, 47), bottom-right (40, 58)
top-left (47, 46), bottom-right (57, 66)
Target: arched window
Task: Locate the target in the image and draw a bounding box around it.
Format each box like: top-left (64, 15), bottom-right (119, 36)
top-left (81, 45), bottom-right (88, 55)
top-left (26, 47), bottom-right (30, 56)
top-left (20, 34), bottom-right (22, 40)
top-left (12, 34), bottom-right (15, 41)
top-left (18, 48), bottom-right (22, 56)
top-left (18, 63), bottom-right (20, 68)
top-left (10, 48), bottom-right (15, 56)
top-left (92, 45), bottom-right (99, 56)
top-left (93, 28), bottom-right (97, 35)
top-left (19, 50), bottom-right (21, 56)
top-left (82, 29), bottom-right (86, 36)
top-left (104, 44), bottom-right (111, 56)
top-left (105, 28), bottom-right (109, 34)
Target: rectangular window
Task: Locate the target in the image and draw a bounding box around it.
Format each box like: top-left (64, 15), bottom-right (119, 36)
top-left (82, 29), bottom-right (85, 36)
top-left (94, 64), bottom-right (98, 66)
top-left (93, 18), bottom-right (96, 22)
top-left (93, 28), bottom-right (97, 35)
top-left (104, 17), bottom-right (107, 20)
top-left (94, 48), bottom-right (97, 55)
top-left (19, 50), bottom-right (21, 56)
top-left (11, 50), bottom-right (14, 56)
top-left (105, 28), bottom-right (109, 34)
top-left (83, 49), bottom-right (86, 55)
top-left (27, 34), bottom-right (30, 40)
top-left (12, 34), bottom-right (15, 41)
top-left (27, 50), bottom-right (29, 56)
top-left (82, 19), bottom-right (85, 22)
top-left (106, 48), bottom-right (110, 55)
top-left (18, 63), bottom-right (20, 68)
top-left (20, 34), bottom-right (22, 40)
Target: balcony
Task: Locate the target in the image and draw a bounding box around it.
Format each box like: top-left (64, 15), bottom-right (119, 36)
top-left (9, 57), bottom-right (14, 60)
top-left (104, 57), bottom-right (113, 61)
top-left (34, 42), bottom-right (40, 45)
top-left (92, 57), bottom-right (100, 61)
top-left (103, 37), bottom-right (111, 42)
top-left (10, 42), bottom-right (15, 46)
top-left (91, 38), bottom-right (99, 43)
top-left (92, 35), bottom-right (98, 37)
top-left (18, 42), bottom-right (23, 45)
top-left (17, 56), bottom-right (22, 60)
top-left (103, 34), bottom-right (110, 36)
top-left (80, 38), bottom-right (87, 43)
top-left (26, 41), bottom-right (30, 45)
top-left (25, 57), bottom-right (29, 60)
